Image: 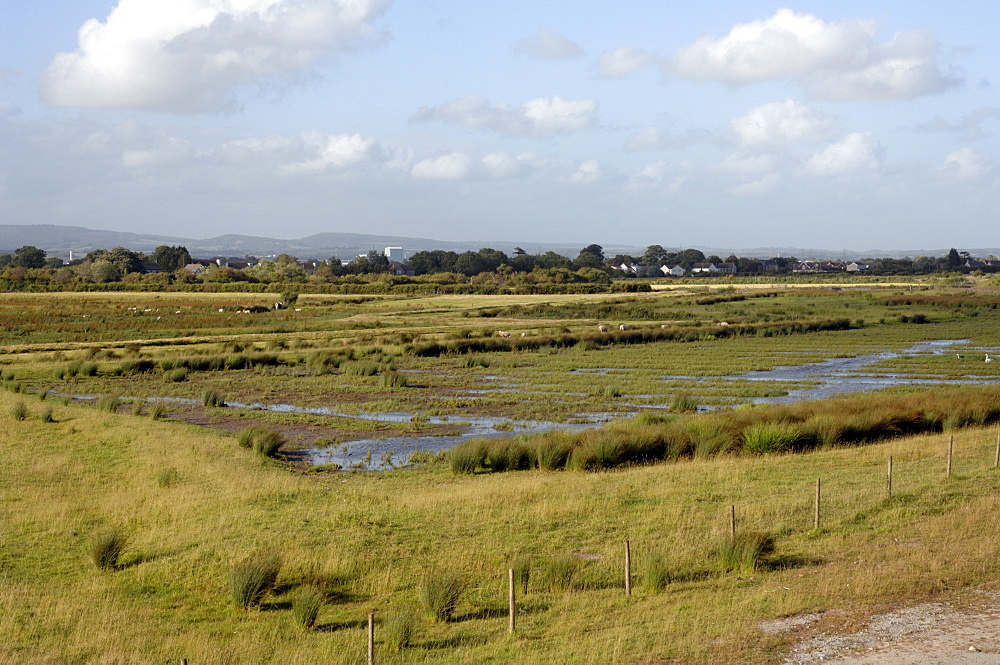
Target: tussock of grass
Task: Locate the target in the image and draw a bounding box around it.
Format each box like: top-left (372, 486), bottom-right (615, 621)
top-left (95, 395), bottom-right (120, 413)
top-left (546, 555), bottom-right (580, 592)
top-left (10, 401), bottom-right (28, 421)
top-left (237, 426), bottom-right (284, 457)
top-left (420, 570), bottom-right (466, 622)
top-left (384, 607), bottom-right (416, 652)
top-left (90, 528), bottom-right (128, 571)
top-left (230, 552), bottom-right (281, 609)
top-left (641, 552), bottom-right (672, 592)
top-left (291, 585), bottom-right (323, 629)
top-left (715, 532), bottom-right (775, 574)
top-left (201, 389), bottom-right (225, 407)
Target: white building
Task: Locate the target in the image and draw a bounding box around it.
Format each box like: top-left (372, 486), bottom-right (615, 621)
top-left (384, 247), bottom-right (405, 262)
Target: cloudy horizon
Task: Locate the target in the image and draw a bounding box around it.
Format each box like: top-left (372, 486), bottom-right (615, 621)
top-left (1, 1), bottom-right (997, 250)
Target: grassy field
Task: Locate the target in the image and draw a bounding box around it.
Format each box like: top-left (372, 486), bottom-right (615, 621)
top-left (2, 282), bottom-right (1000, 662)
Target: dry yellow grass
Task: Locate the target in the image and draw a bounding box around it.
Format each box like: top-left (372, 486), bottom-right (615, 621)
top-left (2, 388), bottom-right (1000, 663)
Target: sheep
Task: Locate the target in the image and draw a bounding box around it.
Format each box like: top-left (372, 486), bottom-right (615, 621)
top-left (717, 321), bottom-right (730, 327)
top-left (619, 324), bottom-right (629, 331)
top-left (660, 324), bottom-right (669, 329)
top-left (520, 332), bottom-right (527, 337)
top-left (274, 302), bottom-right (285, 310)
top-left (497, 330), bottom-right (511, 338)
top-left (598, 324), bottom-right (608, 332)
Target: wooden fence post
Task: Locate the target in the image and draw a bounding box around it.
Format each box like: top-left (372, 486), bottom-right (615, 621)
top-left (947, 434), bottom-right (954, 477)
top-left (994, 432), bottom-right (999, 468)
top-left (624, 540), bottom-right (632, 597)
top-left (729, 504), bottom-right (736, 538)
top-left (181, 660), bottom-right (187, 665)
top-left (814, 478), bottom-right (821, 530)
top-left (887, 456), bottom-right (893, 499)
top-left (368, 612), bottom-right (374, 665)
top-left (508, 568), bottom-right (516, 634)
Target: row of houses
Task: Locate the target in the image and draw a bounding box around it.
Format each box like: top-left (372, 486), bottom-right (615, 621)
top-left (793, 261), bottom-right (871, 273)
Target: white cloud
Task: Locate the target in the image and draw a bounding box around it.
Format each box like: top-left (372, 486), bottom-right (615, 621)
top-left (713, 153), bottom-right (777, 176)
top-left (730, 99), bottom-right (835, 149)
top-left (480, 153), bottom-right (520, 179)
top-left (511, 28), bottom-right (582, 60)
top-left (597, 46), bottom-right (654, 78)
top-left (280, 132), bottom-right (378, 173)
top-left (666, 9), bottom-right (960, 101)
top-left (122, 136), bottom-right (191, 168)
top-left (803, 132), bottom-right (884, 176)
top-left (941, 148), bottom-right (994, 181)
top-left (410, 94), bottom-right (597, 137)
top-left (730, 173), bottom-right (781, 196)
top-left (914, 107), bottom-right (1000, 142)
top-left (411, 152), bottom-right (472, 180)
top-left (41, 0), bottom-right (390, 113)
top-left (624, 127), bottom-right (671, 151)
top-left (562, 159), bottom-right (601, 185)
top-left (625, 161), bottom-right (686, 193)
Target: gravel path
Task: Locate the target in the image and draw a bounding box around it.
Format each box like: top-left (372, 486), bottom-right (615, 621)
top-left (767, 594), bottom-right (1000, 664)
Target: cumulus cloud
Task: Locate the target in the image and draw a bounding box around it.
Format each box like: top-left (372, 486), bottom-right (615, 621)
top-left (41, 0), bottom-right (390, 113)
top-left (803, 132), bottom-right (884, 175)
top-left (280, 132), bottom-right (378, 173)
top-left (411, 153), bottom-right (472, 180)
top-left (597, 46), bottom-right (654, 78)
top-left (666, 9), bottom-right (961, 101)
top-left (941, 147), bottom-right (994, 181)
top-left (730, 99), bottom-right (836, 149)
top-left (713, 153), bottom-right (778, 176)
top-left (122, 136), bottom-right (191, 168)
top-left (562, 159), bottom-right (601, 185)
top-left (410, 94), bottom-right (597, 137)
top-left (914, 107), bottom-right (1000, 142)
top-left (511, 28), bottom-right (583, 60)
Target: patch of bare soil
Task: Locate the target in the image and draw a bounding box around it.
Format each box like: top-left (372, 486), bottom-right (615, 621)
top-left (767, 592), bottom-right (1000, 664)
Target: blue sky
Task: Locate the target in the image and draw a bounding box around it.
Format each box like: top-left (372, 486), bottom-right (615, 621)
top-left (1, 1), bottom-right (997, 250)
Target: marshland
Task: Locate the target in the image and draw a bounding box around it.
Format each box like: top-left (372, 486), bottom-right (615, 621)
top-left (3, 277), bottom-right (1000, 663)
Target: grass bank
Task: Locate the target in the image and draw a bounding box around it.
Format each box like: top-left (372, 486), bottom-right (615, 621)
top-left (3, 390), bottom-right (1000, 663)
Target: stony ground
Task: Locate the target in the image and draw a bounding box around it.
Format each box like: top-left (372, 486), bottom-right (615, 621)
top-left (761, 592), bottom-right (1000, 664)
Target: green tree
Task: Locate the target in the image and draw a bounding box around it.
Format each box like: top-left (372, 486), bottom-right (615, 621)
top-left (673, 248), bottom-right (706, 269)
top-left (641, 245), bottom-right (670, 265)
top-left (947, 248), bottom-right (962, 269)
top-left (12, 245), bottom-right (46, 269)
top-left (151, 245), bottom-right (191, 273)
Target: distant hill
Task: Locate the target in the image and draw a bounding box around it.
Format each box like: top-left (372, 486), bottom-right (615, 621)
top-left (1, 224), bottom-right (996, 262)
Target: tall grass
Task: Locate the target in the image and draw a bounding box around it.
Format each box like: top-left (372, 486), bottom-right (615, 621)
top-left (291, 585), bottom-right (324, 629)
top-left (420, 570), bottom-right (466, 622)
top-left (201, 390), bottom-right (225, 407)
top-left (10, 401), bottom-right (28, 421)
top-left (449, 439), bottom-right (486, 474)
top-left (237, 426), bottom-right (284, 457)
top-left (742, 422), bottom-right (807, 454)
top-left (90, 528), bottom-right (128, 571)
top-left (546, 555), bottom-right (579, 592)
top-left (715, 532), bottom-right (775, 574)
top-left (95, 395), bottom-right (120, 413)
top-left (384, 608), bottom-right (416, 652)
top-left (230, 552), bottom-right (281, 609)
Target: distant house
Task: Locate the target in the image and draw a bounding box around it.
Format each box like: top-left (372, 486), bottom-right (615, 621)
top-left (661, 265), bottom-right (686, 277)
top-left (183, 263), bottom-right (205, 275)
top-left (142, 261), bottom-right (163, 274)
top-left (715, 262), bottom-right (737, 274)
top-left (618, 262), bottom-right (640, 274)
top-left (389, 262), bottom-right (415, 276)
top-left (846, 261), bottom-right (870, 272)
top-left (691, 263), bottom-right (718, 274)
top-left (793, 261), bottom-right (844, 273)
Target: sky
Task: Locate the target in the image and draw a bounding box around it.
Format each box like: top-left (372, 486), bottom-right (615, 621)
top-left (0, 0), bottom-right (997, 251)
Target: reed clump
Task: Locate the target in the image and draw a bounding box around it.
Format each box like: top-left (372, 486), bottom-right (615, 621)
top-left (90, 528), bottom-right (128, 571)
top-left (230, 552), bottom-right (281, 609)
top-left (420, 570), bottom-right (466, 622)
top-left (237, 426), bottom-right (285, 457)
top-left (715, 532), bottom-right (775, 574)
top-left (291, 585), bottom-right (324, 630)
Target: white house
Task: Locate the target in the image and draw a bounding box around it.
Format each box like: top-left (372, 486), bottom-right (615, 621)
top-left (661, 265), bottom-right (686, 277)
top-left (384, 247), bottom-right (405, 262)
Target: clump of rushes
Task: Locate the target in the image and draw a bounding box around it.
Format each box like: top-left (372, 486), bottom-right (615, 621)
top-left (715, 532), bottom-right (775, 574)
top-left (742, 422), bottom-right (807, 454)
top-left (230, 552), bottom-right (281, 609)
top-left (448, 439), bottom-right (486, 474)
top-left (95, 395), bottom-right (120, 413)
top-left (512, 557), bottom-right (532, 595)
top-left (131, 401), bottom-right (143, 416)
top-left (165, 368), bottom-right (188, 382)
top-left (384, 608), bottom-right (416, 652)
top-left (420, 570), bottom-right (466, 623)
top-left (342, 361), bottom-right (378, 377)
top-left (90, 528), bottom-right (128, 571)
top-left (642, 552), bottom-right (672, 592)
top-left (149, 404), bottom-right (167, 420)
top-left (10, 402), bottom-right (29, 421)
top-left (380, 371), bottom-right (408, 389)
top-left (237, 426), bottom-right (285, 457)
top-left (291, 585), bottom-right (324, 630)
top-left (201, 389), bottom-right (225, 407)
top-left (546, 555), bottom-right (579, 592)
top-left (670, 393), bottom-right (698, 413)
top-left (39, 408), bottom-right (54, 423)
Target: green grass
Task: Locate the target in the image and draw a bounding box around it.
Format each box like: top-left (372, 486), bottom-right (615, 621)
top-left (90, 528), bottom-right (128, 571)
top-left (230, 552), bottom-right (281, 609)
top-left (420, 570), bottom-right (466, 623)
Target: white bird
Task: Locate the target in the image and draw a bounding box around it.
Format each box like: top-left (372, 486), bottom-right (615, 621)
top-left (986, 353), bottom-right (992, 363)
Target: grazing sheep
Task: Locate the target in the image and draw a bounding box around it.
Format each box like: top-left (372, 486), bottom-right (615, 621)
top-left (520, 332), bottom-right (527, 337)
top-left (497, 330), bottom-right (511, 338)
top-left (619, 324), bottom-right (629, 331)
top-left (717, 321), bottom-right (730, 327)
top-left (274, 302), bottom-right (285, 310)
top-left (660, 324), bottom-right (669, 329)
top-left (598, 324), bottom-right (608, 332)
